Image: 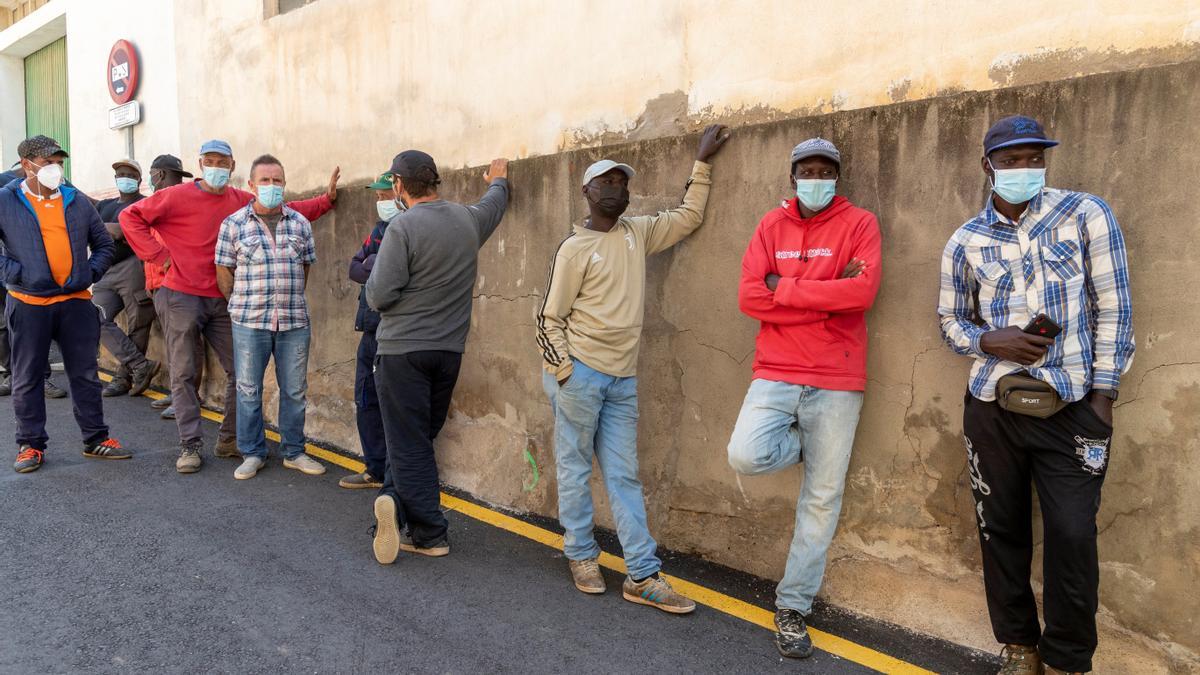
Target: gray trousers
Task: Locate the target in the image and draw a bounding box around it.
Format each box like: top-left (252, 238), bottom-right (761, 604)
top-left (154, 287), bottom-right (235, 444)
top-left (92, 257), bottom-right (154, 380)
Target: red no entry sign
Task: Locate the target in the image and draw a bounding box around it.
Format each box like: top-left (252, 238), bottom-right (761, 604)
top-left (107, 39), bottom-right (139, 104)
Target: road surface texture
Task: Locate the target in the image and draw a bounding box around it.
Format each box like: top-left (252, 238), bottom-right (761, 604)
top-left (0, 389), bottom-right (998, 674)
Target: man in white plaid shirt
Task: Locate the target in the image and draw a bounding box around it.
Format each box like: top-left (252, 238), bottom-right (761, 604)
top-left (215, 154), bottom-right (325, 481)
top-left (938, 115), bottom-right (1134, 675)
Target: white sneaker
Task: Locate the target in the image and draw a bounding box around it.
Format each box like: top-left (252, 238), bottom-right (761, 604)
top-left (283, 453), bottom-right (325, 476)
top-left (234, 456), bottom-right (265, 480)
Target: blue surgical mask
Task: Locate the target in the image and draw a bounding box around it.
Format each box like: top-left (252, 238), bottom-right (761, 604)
top-left (256, 184), bottom-right (284, 209)
top-left (202, 166), bottom-right (231, 188)
top-left (988, 160), bottom-right (1045, 205)
top-left (376, 199), bottom-right (404, 222)
top-left (795, 179), bottom-right (836, 212)
top-left (115, 177), bottom-right (139, 194)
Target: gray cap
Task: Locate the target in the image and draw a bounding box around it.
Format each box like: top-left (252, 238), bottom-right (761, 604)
top-left (581, 159), bottom-right (635, 187)
top-left (790, 137), bottom-right (840, 167)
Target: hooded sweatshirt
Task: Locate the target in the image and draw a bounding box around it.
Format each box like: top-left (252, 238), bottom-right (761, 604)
top-left (738, 195), bottom-right (882, 391)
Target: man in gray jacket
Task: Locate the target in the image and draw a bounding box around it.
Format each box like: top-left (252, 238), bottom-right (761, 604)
top-left (366, 150), bottom-right (509, 563)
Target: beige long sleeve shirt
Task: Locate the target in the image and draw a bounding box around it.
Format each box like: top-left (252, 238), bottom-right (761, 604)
top-left (537, 160), bottom-right (713, 380)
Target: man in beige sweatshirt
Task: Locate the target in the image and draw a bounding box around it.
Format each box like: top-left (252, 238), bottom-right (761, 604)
top-left (537, 124), bottom-right (730, 613)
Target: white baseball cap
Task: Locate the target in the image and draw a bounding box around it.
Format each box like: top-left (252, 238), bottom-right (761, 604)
top-left (581, 159), bottom-right (635, 187)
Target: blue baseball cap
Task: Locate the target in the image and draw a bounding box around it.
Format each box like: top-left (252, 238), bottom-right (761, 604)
top-left (199, 139), bottom-right (233, 157)
top-left (983, 116), bottom-right (1059, 155)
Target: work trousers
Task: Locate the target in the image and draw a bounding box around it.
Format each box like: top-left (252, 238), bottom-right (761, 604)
top-left (963, 393), bottom-right (1112, 673)
top-left (92, 257), bottom-right (154, 380)
top-left (355, 330), bottom-right (386, 479)
top-left (377, 350), bottom-right (462, 546)
top-left (155, 288), bottom-right (236, 444)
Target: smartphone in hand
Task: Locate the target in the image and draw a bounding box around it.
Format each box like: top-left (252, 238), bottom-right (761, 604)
top-left (1023, 314), bottom-right (1063, 340)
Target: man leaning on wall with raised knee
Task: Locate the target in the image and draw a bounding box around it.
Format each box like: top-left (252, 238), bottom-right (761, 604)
top-left (725, 137), bottom-right (882, 658)
top-left (937, 115), bottom-right (1134, 675)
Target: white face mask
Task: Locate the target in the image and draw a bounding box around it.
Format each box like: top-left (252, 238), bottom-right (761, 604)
top-left (32, 162), bottom-right (63, 191)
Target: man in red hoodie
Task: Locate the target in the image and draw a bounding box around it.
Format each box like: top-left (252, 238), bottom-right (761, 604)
top-left (726, 138), bottom-right (882, 659)
top-left (120, 139), bottom-right (337, 473)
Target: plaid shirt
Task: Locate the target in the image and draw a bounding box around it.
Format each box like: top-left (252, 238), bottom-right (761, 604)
top-left (937, 188), bottom-right (1135, 402)
top-left (214, 203), bottom-right (316, 331)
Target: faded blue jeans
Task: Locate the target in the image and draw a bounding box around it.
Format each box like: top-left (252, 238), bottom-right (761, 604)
top-left (542, 359), bottom-right (662, 580)
top-left (231, 323), bottom-right (310, 460)
top-left (726, 379), bottom-right (864, 614)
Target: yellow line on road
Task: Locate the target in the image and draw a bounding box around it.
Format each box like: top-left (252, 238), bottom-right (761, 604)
top-left (106, 374), bottom-right (933, 674)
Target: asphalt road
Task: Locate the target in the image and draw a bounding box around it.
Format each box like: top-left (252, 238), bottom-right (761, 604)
top-left (0, 388), bottom-right (996, 674)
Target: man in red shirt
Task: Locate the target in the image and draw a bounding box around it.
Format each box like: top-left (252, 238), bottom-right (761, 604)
top-left (121, 140), bottom-right (337, 473)
top-left (725, 138), bottom-right (882, 659)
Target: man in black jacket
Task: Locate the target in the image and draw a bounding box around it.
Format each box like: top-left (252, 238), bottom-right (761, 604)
top-left (339, 172), bottom-right (400, 489)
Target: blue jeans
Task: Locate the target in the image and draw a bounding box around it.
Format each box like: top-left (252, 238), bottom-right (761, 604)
top-left (726, 379), bottom-right (864, 614)
top-left (542, 359), bottom-right (661, 580)
top-left (231, 323), bottom-right (310, 460)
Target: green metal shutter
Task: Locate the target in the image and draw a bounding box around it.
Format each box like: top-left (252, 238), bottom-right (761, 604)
top-left (24, 37), bottom-right (70, 179)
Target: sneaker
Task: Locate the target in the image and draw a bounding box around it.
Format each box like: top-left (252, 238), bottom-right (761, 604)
top-left (102, 378), bottom-right (130, 397)
top-left (568, 558), bottom-right (606, 594)
top-left (372, 494), bottom-right (401, 565)
top-left (234, 456), bottom-right (265, 480)
top-left (338, 471), bottom-right (383, 489)
top-left (621, 574), bottom-right (696, 614)
top-left (13, 445), bottom-right (43, 473)
top-left (161, 406), bottom-right (176, 420)
top-left (998, 645), bottom-right (1043, 674)
top-left (129, 360), bottom-right (160, 396)
top-left (213, 436), bottom-right (241, 459)
top-left (774, 609), bottom-right (815, 659)
top-left (150, 394), bottom-right (172, 410)
top-left (44, 379), bottom-right (67, 399)
top-left (283, 454), bottom-right (325, 475)
top-left (83, 438), bottom-right (132, 460)
top-left (175, 438), bottom-right (203, 474)
top-left (0, 374), bottom-right (10, 397)
top-left (399, 531), bottom-right (450, 557)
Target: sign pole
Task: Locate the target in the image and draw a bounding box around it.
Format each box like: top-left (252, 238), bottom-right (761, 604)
top-left (125, 126), bottom-right (134, 163)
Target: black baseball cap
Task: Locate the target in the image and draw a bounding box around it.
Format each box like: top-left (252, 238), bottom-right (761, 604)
top-left (150, 154), bottom-right (194, 178)
top-left (18, 135), bottom-right (68, 160)
top-left (388, 150), bottom-right (438, 180)
top-left (983, 115), bottom-right (1059, 155)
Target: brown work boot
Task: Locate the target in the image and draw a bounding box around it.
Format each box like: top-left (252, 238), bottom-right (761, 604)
top-left (568, 558), bottom-right (606, 594)
top-left (622, 574), bottom-right (696, 614)
top-left (213, 436), bottom-right (241, 459)
top-left (998, 644), bottom-right (1043, 674)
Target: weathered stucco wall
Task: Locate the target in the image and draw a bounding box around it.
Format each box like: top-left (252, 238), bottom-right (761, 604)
top-left (169, 0), bottom-right (1200, 191)
top-left (243, 60), bottom-right (1198, 670)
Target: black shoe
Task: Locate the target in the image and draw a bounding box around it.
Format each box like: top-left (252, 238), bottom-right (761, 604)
top-left (102, 378), bottom-right (131, 397)
top-left (399, 531), bottom-right (450, 557)
top-left (14, 445), bottom-right (43, 473)
top-left (83, 438), bottom-right (133, 460)
top-left (0, 374), bottom-right (10, 397)
top-left (44, 379), bottom-right (68, 399)
top-left (129, 360), bottom-right (160, 396)
top-left (774, 609), bottom-right (814, 659)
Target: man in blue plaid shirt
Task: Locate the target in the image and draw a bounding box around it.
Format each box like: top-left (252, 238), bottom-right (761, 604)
top-left (938, 116), bottom-right (1134, 675)
top-left (215, 154), bottom-right (325, 481)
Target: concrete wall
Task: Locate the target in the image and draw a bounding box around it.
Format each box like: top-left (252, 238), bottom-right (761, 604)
top-left (0, 0), bottom-right (182, 191)
top-left (280, 61), bottom-right (1199, 670)
top-left (62, 0), bottom-right (180, 193)
top-left (170, 0), bottom-right (1200, 190)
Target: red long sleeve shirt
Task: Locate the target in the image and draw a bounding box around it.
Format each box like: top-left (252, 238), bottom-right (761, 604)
top-left (738, 196), bottom-right (882, 391)
top-left (120, 180), bottom-right (332, 297)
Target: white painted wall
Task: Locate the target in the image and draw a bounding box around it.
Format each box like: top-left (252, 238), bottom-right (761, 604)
top-left (62, 0), bottom-right (180, 193)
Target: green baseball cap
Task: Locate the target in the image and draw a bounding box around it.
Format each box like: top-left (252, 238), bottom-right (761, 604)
top-left (366, 172), bottom-right (394, 190)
